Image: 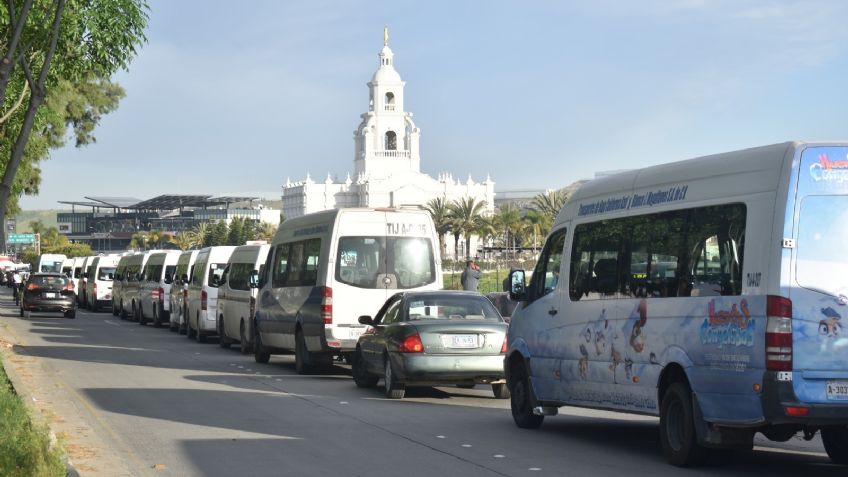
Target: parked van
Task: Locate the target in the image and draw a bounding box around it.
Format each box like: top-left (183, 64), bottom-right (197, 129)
top-left (37, 253), bottom-right (66, 273)
top-left (77, 256), bottom-right (97, 307)
top-left (118, 252), bottom-right (152, 320)
top-left (61, 258), bottom-right (73, 277)
top-left (252, 208), bottom-right (443, 374)
top-left (504, 142), bottom-right (848, 467)
top-left (170, 250), bottom-right (199, 333)
top-left (218, 244), bottom-right (270, 353)
top-left (138, 250), bottom-right (181, 327)
top-left (70, 257), bottom-right (86, 297)
top-left (112, 254), bottom-right (135, 317)
top-left (186, 246), bottom-right (236, 342)
top-left (84, 255), bottom-right (119, 312)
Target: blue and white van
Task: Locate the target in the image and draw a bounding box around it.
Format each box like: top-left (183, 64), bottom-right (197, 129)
top-left (506, 141), bottom-right (848, 466)
top-left (252, 208), bottom-right (443, 374)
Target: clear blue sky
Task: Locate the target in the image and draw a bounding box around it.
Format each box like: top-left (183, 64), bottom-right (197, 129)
top-left (19, 0), bottom-right (848, 209)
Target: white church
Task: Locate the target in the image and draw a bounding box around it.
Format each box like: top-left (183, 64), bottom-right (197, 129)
top-left (281, 28), bottom-right (495, 257)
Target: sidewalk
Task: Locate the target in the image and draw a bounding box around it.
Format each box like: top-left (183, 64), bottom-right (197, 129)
top-left (0, 288), bottom-right (138, 476)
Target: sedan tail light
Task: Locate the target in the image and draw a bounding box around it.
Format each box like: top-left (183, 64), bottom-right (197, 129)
top-left (501, 337), bottom-right (508, 354)
top-left (399, 333), bottom-right (424, 353)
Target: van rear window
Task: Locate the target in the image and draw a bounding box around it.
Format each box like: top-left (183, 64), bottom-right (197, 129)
top-left (796, 195), bottom-right (848, 295)
top-left (336, 236), bottom-right (435, 289)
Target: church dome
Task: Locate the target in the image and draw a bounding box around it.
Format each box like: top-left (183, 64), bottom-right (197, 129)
top-left (372, 45), bottom-right (402, 82)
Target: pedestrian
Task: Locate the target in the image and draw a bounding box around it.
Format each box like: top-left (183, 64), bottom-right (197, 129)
top-left (12, 270), bottom-right (22, 304)
top-left (460, 260), bottom-right (482, 292)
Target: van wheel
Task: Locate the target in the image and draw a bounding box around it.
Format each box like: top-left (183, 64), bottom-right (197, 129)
top-left (492, 383), bottom-right (510, 399)
top-left (112, 300), bottom-right (118, 316)
top-left (218, 317), bottom-right (231, 349)
top-left (186, 318), bottom-right (195, 339)
top-left (195, 316), bottom-right (206, 343)
top-left (660, 382), bottom-right (709, 467)
top-left (91, 300), bottom-right (99, 313)
top-left (239, 320), bottom-right (252, 355)
top-left (352, 348), bottom-right (378, 388)
top-left (153, 307), bottom-right (161, 327)
top-left (254, 323), bottom-right (270, 364)
top-left (384, 358), bottom-right (405, 399)
top-left (822, 426), bottom-right (848, 465)
top-left (120, 301), bottom-right (127, 320)
top-left (510, 362), bottom-right (543, 429)
top-left (64, 310), bottom-right (76, 319)
top-left (295, 330), bottom-right (313, 375)
top-left (19, 306), bottom-right (23, 317)
top-left (137, 304), bottom-right (146, 325)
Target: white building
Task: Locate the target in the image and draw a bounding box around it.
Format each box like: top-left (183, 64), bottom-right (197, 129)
top-left (281, 29), bottom-right (495, 258)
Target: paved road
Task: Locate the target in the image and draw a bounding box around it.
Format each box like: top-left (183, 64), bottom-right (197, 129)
top-left (0, 289), bottom-right (844, 477)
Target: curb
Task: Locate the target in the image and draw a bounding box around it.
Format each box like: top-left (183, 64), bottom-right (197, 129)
top-left (1, 301), bottom-right (80, 477)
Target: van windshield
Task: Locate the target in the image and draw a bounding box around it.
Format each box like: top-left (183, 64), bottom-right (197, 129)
top-left (336, 236), bottom-right (435, 289)
top-left (98, 267), bottom-right (116, 281)
top-left (796, 195), bottom-right (848, 296)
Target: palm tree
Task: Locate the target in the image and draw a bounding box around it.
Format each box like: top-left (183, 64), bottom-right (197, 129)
top-left (523, 209), bottom-right (551, 253)
top-left (474, 216), bottom-right (498, 260)
top-left (169, 232), bottom-right (198, 251)
top-left (449, 196), bottom-right (488, 260)
top-left (255, 222), bottom-right (278, 243)
top-left (531, 189), bottom-right (568, 222)
top-left (147, 229), bottom-right (163, 250)
top-left (193, 222), bottom-right (211, 247)
top-left (129, 232), bottom-right (149, 250)
top-left (424, 197), bottom-right (451, 260)
top-left (494, 203), bottom-right (522, 260)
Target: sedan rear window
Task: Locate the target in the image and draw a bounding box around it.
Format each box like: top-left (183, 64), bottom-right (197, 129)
top-left (31, 275), bottom-right (68, 287)
top-left (406, 295), bottom-right (502, 321)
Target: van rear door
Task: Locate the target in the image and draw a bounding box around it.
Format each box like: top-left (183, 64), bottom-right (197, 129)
top-left (789, 145), bottom-right (848, 403)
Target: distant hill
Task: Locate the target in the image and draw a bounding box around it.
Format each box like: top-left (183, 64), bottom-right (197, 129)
top-left (13, 210), bottom-right (67, 232)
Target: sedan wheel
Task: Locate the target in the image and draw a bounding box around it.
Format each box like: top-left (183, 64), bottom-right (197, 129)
top-left (384, 358), bottom-right (405, 399)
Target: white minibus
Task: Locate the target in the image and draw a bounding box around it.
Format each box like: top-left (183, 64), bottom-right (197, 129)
top-left (85, 255), bottom-right (119, 312)
top-left (37, 253), bottom-right (66, 273)
top-left (119, 252), bottom-right (152, 320)
top-left (218, 244), bottom-right (270, 354)
top-left (138, 250), bottom-right (181, 327)
top-left (252, 208), bottom-right (443, 374)
top-left (186, 246), bottom-right (236, 342)
top-left (505, 141), bottom-right (848, 467)
top-left (70, 257), bottom-right (85, 298)
top-left (77, 256), bottom-right (97, 307)
top-left (111, 254), bottom-right (133, 316)
top-left (170, 250), bottom-right (199, 333)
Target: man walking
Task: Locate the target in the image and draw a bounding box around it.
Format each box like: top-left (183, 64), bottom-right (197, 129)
top-left (460, 260), bottom-right (482, 292)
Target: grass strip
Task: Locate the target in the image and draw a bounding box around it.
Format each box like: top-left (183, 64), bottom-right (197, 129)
top-left (0, 353), bottom-right (66, 477)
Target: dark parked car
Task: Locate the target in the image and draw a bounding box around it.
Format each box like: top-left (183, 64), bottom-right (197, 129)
top-left (20, 273), bottom-right (76, 319)
top-left (352, 291), bottom-right (509, 399)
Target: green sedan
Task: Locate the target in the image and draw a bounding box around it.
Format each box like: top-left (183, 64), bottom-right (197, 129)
top-left (352, 291), bottom-right (509, 400)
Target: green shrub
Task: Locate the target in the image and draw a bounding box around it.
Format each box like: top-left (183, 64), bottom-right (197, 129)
top-left (0, 357), bottom-right (65, 477)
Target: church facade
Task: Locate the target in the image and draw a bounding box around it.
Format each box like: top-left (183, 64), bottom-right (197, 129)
top-left (281, 30), bottom-right (495, 257)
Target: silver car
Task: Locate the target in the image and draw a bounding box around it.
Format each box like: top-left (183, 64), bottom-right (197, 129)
top-left (352, 291), bottom-right (509, 399)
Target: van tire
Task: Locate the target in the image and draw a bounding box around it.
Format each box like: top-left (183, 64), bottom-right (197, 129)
top-left (352, 349), bottom-right (378, 388)
top-left (91, 301), bottom-right (98, 313)
top-left (509, 362), bottom-right (543, 429)
top-left (295, 330), bottom-right (313, 375)
top-left (186, 318), bottom-right (195, 339)
top-left (660, 382), bottom-right (709, 467)
top-left (195, 316), bottom-right (206, 343)
top-left (492, 383), bottom-right (510, 399)
top-left (822, 426), bottom-right (848, 465)
top-left (64, 310), bottom-right (76, 319)
top-left (153, 307), bottom-right (162, 327)
top-left (137, 304), bottom-right (146, 325)
top-left (112, 300), bottom-right (118, 316)
top-left (384, 358), bottom-right (405, 399)
top-left (239, 320), bottom-right (252, 355)
top-left (254, 325), bottom-right (270, 364)
top-left (120, 301), bottom-right (127, 320)
top-left (218, 317), bottom-right (231, 349)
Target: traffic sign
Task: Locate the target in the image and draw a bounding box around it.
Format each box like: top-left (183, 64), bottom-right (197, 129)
top-left (7, 233), bottom-right (35, 244)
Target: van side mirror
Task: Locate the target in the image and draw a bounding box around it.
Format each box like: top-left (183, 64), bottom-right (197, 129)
top-left (358, 315), bottom-right (373, 325)
top-left (248, 270), bottom-right (259, 289)
top-left (509, 270), bottom-right (527, 301)
top-left (164, 273), bottom-right (172, 284)
top-left (181, 273), bottom-right (189, 282)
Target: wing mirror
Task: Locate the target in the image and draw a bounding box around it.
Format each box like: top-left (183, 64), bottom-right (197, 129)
top-left (248, 270), bottom-right (260, 289)
top-left (509, 269), bottom-right (527, 301)
top-left (358, 315), bottom-right (373, 326)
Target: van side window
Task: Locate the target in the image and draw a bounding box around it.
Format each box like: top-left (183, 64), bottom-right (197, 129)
top-left (570, 220), bottom-right (623, 300)
top-left (683, 204), bottom-right (746, 297)
top-left (272, 244), bottom-right (290, 288)
top-left (528, 229), bottom-right (566, 302)
top-left (626, 212), bottom-right (685, 298)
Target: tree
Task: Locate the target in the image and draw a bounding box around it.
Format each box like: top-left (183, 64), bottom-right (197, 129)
top-left (209, 221), bottom-right (228, 246)
top-left (494, 203), bottom-right (522, 259)
top-left (0, 0), bottom-right (149, 251)
top-left (129, 231), bottom-right (147, 250)
top-left (448, 197), bottom-right (487, 260)
top-left (169, 231), bottom-right (197, 251)
top-left (227, 217), bottom-right (244, 246)
top-left (531, 189), bottom-right (568, 222)
top-left (146, 229), bottom-right (163, 249)
top-left (424, 197), bottom-right (451, 260)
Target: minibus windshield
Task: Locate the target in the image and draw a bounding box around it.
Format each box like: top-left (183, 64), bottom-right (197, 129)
top-left (796, 195), bottom-right (848, 296)
top-left (336, 236), bottom-right (435, 289)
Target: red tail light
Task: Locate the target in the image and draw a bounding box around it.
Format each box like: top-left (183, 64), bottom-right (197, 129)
top-left (399, 334), bottom-right (424, 353)
top-left (320, 286), bottom-right (333, 325)
top-left (183, 289), bottom-right (188, 301)
top-left (26, 283), bottom-right (37, 290)
top-left (766, 295), bottom-right (793, 371)
top-left (501, 337), bottom-right (508, 354)
top-left (158, 287), bottom-right (165, 301)
top-left (785, 406), bottom-right (809, 417)
top-left (64, 282), bottom-right (75, 292)
top-left (201, 290), bottom-right (208, 311)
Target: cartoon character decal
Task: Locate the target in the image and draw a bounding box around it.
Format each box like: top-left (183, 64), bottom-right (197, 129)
top-left (629, 299), bottom-right (648, 353)
top-left (819, 307), bottom-right (843, 337)
top-left (578, 344), bottom-right (589, 380)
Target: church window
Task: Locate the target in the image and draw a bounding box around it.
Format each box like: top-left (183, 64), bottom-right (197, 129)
top-left (385, 131), bottom-right (397, 150)
top-left (385, 92), bottom-right (395, 111)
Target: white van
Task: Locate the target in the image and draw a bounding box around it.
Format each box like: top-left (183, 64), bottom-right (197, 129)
top-left (70, 256), bottom-right (86, 295)
top-left (186, 246), bottom-right (236, 342)
top-left (138, 250), bottom-right (181, 327)
top-left (37, 253), bottom-right (67, 273)
top-left (77, 256), bottom-right (97, 307)
top-left (118, 252), bottom-right (152, 320)
top-left (504, 142), bottom-right (848, 467)
top-left (61, 258), bottom-right (73, 278)
top-left (84, 255), bottom-right (119, 312)
top-left (252, 208), bottom-right (443, 373)
top-left (218, 244), bottom-right (270, 354)
top-left (111, 254), bottom-right (133, 316)
top-left (170, 250), bottom-right (199, 333)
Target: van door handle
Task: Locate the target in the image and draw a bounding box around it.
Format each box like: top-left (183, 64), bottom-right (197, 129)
top-left (548, 308), bottom-right (558, 316)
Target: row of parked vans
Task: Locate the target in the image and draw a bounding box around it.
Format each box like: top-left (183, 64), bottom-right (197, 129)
top-left (61, 208), bottom-right (444, 367)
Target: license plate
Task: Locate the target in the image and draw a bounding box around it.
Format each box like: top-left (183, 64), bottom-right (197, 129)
top-left (826, 380), bottom-right (848, 400)
top-left (442, 334), bottom-right (478, 348)
top-left (43, 292), bottom-right (57, 298)
top-left (348, 328), bottom-right (363, 340)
